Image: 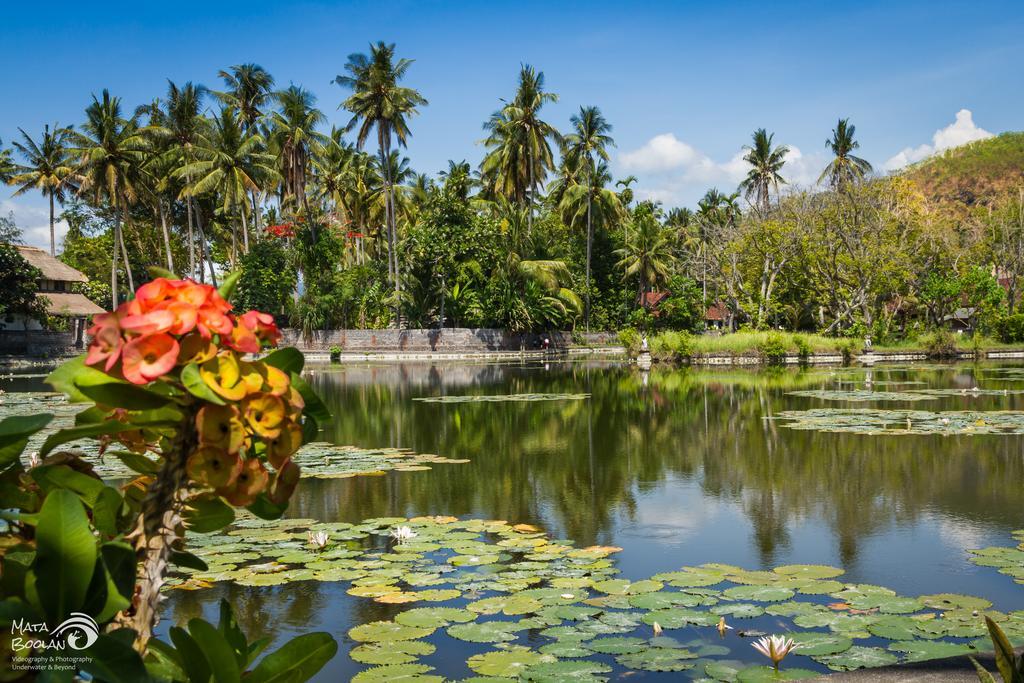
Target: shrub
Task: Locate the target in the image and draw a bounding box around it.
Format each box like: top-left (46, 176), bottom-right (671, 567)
top-left (618, 327), bottom-right (642, 355)
top-left (758, 332), bottom-right (789, 364)
top-left (649, 331), bottom-right (693, 362)
top-left (837, 339), bottom-right (856, 365)
top-left (793, 335), bottom-right (812, 362)
top-left (922, 329), bottom-right (958, 358)
top-left (995, 313), bottom-right (1024, 344)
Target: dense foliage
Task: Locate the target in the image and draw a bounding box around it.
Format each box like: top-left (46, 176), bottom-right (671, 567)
top-left (0, 242), bottom-right (47, 326)
top-left (4, 48), bottom-right (1024, 341)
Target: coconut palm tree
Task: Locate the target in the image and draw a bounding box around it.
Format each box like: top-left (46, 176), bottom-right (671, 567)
top-left (336, 41), bottom-right (427, 327)
top-left (480, 65), bottom-right (559, 233)
top-left (179, 107), bottom-right (277, 263)
top-left (217, 63), bottom-right (275, 232)
top-left (819, 118), bottom-right (872, 189)
top-left (738, 128), bottom-right (789, 216)
top-left (562, 106), bottom-right (615, 331)
top-left (0, 140), bottom-right (16, 183)
top-left (70, 90), bottom-right (147, 306)
top-left (9, 124), bottom-right (78, 255)
top-left (617, 206), bottom-right (675, 304)
top-left (216, 64), bottom-right (275, 131)
top-left (268, 85), bottom-right (326, 217)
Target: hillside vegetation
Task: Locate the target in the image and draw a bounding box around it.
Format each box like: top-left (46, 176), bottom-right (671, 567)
top-left (904, 131), bottom-right (1024, 207)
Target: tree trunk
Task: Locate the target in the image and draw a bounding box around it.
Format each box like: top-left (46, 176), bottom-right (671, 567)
top-left (194, 206), bottom-right (218, 287)
top-left (241, 207), bottom-right (250, 254)
top-left (119, 213), bottom-right (135, 293)
top-left (158, 201), bottom-right (174, 272)
top-left (585, 179), bottom-right (593, 334)
top-left (111, 213), bottom-right (121, 308)
top-left (187, 196), bottom-right (196, 280)
top-left (379, 135), bottom-right (400, 329)
top-left (48, 192), bottom-right (55, 256)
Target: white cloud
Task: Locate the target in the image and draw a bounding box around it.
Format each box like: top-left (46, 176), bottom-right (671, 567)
top-left (0, 198), bottom-right (69, 252)
top-left (884, 109), bottom-right (992, 171)
top-left (619, 134), bottom-right (827, 207)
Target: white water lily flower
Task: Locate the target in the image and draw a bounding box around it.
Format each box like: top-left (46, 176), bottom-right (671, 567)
top-left (390, 525), bottom-right (418, 543)
top-left (307, 530), bottom-right (329, 549)
top-left (652, 621), bottom-right (663, 636)
top-left (26, 452), bottom-right (40, 469)
top-left (752, 635), bottom-right (799, 670)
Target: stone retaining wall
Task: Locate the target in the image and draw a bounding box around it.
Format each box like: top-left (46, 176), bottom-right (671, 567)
top-left (0, 330), bottom-right (81, 358)
top-left (280, 328), bottom-right (618, 353)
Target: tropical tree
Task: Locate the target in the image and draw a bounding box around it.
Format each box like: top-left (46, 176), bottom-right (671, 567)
top-left (9, 124), bottom-right (78, 255)
top-left (617, 205), bottom-right (675, 304)
top-left (819, 118), bottom-right (873, 189)
top-left (179, 107), bottom-right (276, 263)
top-left (70, 90), bottom-right (147, 306)
top-left (738, 128), bottom-right (789, 216)
top-left (336, 42), bottom-right (427, 326)
top-left (480, 65), bottom-right (559, 233)
top-left (217, 63), bottom-right (275, 130)
top-left (268, 85), bottom-right (326, 216)
top-left (562, 106), bottom-right (615, 331)
top-left (0, 139), bottom-right (16, 183)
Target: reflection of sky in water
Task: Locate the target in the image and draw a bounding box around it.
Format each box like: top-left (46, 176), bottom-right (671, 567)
top-left (7, 360), bottom-right (1024, 679)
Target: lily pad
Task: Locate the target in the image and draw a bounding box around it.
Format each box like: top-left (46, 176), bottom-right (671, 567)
top-left (615, 648), bottom-right (697, 672)
top-left (467, 647), bottom-right (555, 677)
top-left (522, 660), bottom-right (613, 682)
top-left (722, 585), bottom-right (795, 603)
top-left (813, 646), bottom-right (899, 671)
top-left (735, 666), bottom-right (819, 682)
top-left (448, 621), bottom-right (520, 643)
top-left (351, 663), bottom-right (442, 682)
top-left (350, 640), bottom-right (437, 665)
top-left (783, 632), bottom-right (852, 656)
top-left (349, 620), bottom-right (435, 643)
top-left (887, 639), bottom-right (974, 662)
top-left (395, 607), bottom-right (476, 628)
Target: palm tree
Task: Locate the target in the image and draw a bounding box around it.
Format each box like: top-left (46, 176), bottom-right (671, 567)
top-left (562, 106), bottom-right (615, 331)
top-left (738, 128), bottom-right (789, 216)
top-left (9, 124), bottom-right (78, 255)
top-left (0, 140), bottom-right (16, 183)
top-left (480, 65), bottom-right (559, 233)
top-left (617, 207), bottom-right (675, 304)
top-left (71, 90), bottom-right (147, 306)
top-left (152, 81), bottom-right (210, 279)
top-left (819, 118), bottom-right (872, 189)
top-left (217, 63), bottom-right (275, 232)
top-left (179, 107), bottom-right (276, 264)
top-left (336, 41), bottom-right (427, 327)
top-left (268, 86), bottom-right (325, 217)
top-left (217, 64), bottom-right (275, 131)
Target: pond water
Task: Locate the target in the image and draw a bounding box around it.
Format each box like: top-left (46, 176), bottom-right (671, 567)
top-left (7, 359), bottom-right (1024, 680)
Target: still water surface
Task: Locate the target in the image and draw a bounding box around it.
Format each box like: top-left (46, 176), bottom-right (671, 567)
top-left (17, 359), bottom-right (1021, 679)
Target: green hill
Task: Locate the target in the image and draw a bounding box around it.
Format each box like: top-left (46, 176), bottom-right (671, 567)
top-left (902, 131), bottom-right (1024, 207)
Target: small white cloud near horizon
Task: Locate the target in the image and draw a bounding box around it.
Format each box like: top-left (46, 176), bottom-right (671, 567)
top-left (619, 133), bottom-right (825, 207)
top-left (0, 199), bottom-right (69, 252)
top-left (884, 109), bottom-right (993, 171)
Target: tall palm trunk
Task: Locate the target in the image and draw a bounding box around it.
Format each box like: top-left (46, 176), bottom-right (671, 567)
top-left (585, 169), bottom-right (593, 334)
top-left (158, 201), bottom-right (174, 272)
top-left (241, 210), bottom-right (249, 254)
top-left (527, 141), bottom-right (534, 237)
top-left (193, 205), bottom-right (217, 287)
top-left (111, 213), bottom-right (121, 308)
top-left (119, 206), bottom-right (135, 293)
top-left (187, 196), bottom-right (196, 279)
top-left (48, 192), bottom-right (55, 256)
top-left (379, 132), bottom-right (400, 329)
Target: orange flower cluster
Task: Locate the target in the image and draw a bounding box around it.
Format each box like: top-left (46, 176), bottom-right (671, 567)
top-left (86, 278), bottom-right (280, 385)
top-left (84, 278), bottom-right (301, 507)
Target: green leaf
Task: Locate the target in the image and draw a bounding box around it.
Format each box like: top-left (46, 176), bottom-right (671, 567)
top-left (984, 616), bottom-right (1023, 683)
top-left (188, 618), bottom-right (242, 683)
top-left (169, 626), bottom-right (211, 683)
top-left (170, 551), bottom-right (209, 571)
top-left (110, 450), bottom-right (159, 475)
top-left (98, 542), bottom-right (136, 622)
top-left (46, 355), bottom-right (98, 402)
top-left (181, 362), bottom-right (226, 405)
top-left (218, 270), bottom-right (243, 300)
top-left (247, 493), bottom-right (289, 520)
top-left (0, 414), bottom-right (52, 467)
top-left (81, 632), bottom-right (149, 683)
top-left (290, 372), bottom-right (330, 423)
top-left (148, 266), bottom-right (177, 279)
top-left (262, 348), bottom-right (304, 375)
top-left (75, 376), bottom-right (173, 410)
top-left (30, 465), bottom-right (105, 506)
top-left (34, 489), bottom-right (97, 622)
top-left (971, 656), bottom-right (999, 682)
top-left (39, 422), bottom-right (142, 458)
top-left (247, 632), bottom-right (338, 683)
top-left (184, 495), bottom-right (235, 533)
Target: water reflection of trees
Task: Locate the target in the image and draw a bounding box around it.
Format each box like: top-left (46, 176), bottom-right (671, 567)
top-left (293, 363), bottom-right (1024, 569)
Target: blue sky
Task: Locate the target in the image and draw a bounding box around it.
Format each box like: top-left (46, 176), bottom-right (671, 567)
top-left (3, 0), bottom-right (1023, 249)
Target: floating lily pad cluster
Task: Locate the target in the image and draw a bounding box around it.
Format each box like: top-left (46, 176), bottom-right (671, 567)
top-left (970, 530), bottom-right (1024, 585)
top-left (774, 409), bottom-right (1024, 435)
top-left (169, 515), bottom-right (1024, 682)
top-left (787, 390), bottom-right (937, 402)
top-left (413, 393), bottom-right (590, 404)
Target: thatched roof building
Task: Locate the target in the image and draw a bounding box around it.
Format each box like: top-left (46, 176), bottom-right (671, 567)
top-left (13, 245), bottom-right (104, 318)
